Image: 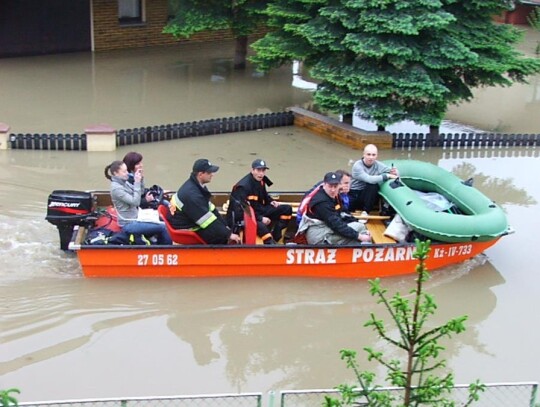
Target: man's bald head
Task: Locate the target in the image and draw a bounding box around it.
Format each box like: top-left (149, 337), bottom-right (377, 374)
top-left (362, 144), bottom-right (378, 166)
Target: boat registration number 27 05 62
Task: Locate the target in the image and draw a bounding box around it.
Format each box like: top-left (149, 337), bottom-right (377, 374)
top-left (138, 254), bottom-right (179, 266)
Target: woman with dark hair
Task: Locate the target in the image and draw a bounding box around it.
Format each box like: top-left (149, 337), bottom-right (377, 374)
top-left (104, 160), bottom-right (171, 245)
top-left (123, 151), bottom-right (143, 178)
top-left (122, 151), bottom-right (162, 209)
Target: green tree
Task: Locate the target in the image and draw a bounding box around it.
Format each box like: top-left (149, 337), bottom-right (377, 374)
top-left (324, 240), bottom-right (485, 406)
top-left (251, 0), bottom-right (540, 131)
top-left (164, 0), bottom-right (269, 69)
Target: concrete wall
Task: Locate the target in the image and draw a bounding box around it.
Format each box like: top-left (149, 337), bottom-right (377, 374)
top-left (289, 107), bottom-right (393, 150)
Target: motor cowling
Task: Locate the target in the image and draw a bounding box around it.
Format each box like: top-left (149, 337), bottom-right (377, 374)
top-left (45, 190), bottom-right (95, 250)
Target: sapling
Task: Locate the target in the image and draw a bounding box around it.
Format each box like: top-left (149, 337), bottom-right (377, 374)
top-left (325, 240), bottom-right (484, 406)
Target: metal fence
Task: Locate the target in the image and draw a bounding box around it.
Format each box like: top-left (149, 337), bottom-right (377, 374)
top-left (18, 393), bottom-right (263, 407)
top-left (16, 382), bottom-right (539, 407)
top-left (439, 147), bottom-right (539, 159)
top-left (279, 382), bottom-right (539, 406)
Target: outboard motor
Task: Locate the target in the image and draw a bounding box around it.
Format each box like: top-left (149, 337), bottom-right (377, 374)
top-left (45, 190), bottom-right (95, 251)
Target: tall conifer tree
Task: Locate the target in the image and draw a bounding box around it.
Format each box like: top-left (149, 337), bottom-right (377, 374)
top-left (252, 0), bottom-right (540, 130)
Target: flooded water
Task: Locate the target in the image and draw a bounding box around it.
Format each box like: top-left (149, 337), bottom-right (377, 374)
top-left (1, 135), bottom-right (539, 402)
top-left (1, 28), bottom-right (539, 135)
top-left (1, 29), bottom-right (540, 403)
top-left (0, 41), bottom-right (312, 135)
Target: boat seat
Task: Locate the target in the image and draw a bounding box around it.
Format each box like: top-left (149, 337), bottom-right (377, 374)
top-left (366, 220), bottom-right (396, 244)
top-left (157, 204), bottom-right (207, 245)
top-left (219, 200), bottom-right (260, 244)
top-left (242, 204), bottom-right (258, 244)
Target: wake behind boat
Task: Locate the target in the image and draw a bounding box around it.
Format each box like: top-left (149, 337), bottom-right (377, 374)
top-left (45, 160), bottom-right (510, 279)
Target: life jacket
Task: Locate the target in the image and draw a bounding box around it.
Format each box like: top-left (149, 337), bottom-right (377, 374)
top-left (297, 183), bottom-right (323, 222)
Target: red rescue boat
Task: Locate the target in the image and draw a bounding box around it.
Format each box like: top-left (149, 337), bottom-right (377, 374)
top-left (45, 189), bottom-right (507, 279)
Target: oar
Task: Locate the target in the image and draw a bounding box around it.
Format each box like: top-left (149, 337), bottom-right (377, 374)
top-left (351, 212), bottom-right (391, 220)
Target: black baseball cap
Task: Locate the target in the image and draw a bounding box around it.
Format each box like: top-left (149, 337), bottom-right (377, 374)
top-left (323, 171), bottom-right (342, 185)
top-left (252, 159), bottom-right (269, 169)
top-left (192, 158), bottom-right (219, 173)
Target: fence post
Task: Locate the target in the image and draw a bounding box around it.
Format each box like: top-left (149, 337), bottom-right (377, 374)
top-left (267, 390), bottom-right (275, 407)
top-left (85, 124), bottom-right (116, 151)
top-left (0, 123), bottom-right (10, 150)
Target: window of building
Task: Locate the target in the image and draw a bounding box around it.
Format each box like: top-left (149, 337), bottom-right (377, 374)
top-left (118, 0), bottom-right (144, 25)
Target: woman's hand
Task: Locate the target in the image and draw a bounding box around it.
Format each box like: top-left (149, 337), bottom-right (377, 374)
top-left (144, 191), bottom-right (154, 202)
top-left (134, 169), bottom-right (143, 183)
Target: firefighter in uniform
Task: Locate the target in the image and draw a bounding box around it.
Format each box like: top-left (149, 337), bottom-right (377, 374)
top-left (297, 172), bottom-right (371, 245)
top-left (168, 159), bottom-right (241, 244)
top-left (227, 159), bottom-right (292, 244)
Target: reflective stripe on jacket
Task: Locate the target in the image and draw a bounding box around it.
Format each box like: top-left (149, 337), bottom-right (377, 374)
top-left (168, 174), bottom-right (231, 242)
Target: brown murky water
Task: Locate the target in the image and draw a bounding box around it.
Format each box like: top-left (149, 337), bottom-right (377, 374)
top-left (1, 31), bottom-right (540, 402)
top-left (1, 28), bottom-right (539, 134)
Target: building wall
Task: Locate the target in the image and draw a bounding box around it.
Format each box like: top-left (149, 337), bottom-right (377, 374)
top-left (504, 3), bottom-right (536, 25)
top-left (92, 0), bottom-right (235, 51)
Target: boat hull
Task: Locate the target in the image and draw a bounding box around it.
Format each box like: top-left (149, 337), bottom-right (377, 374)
top-left (77, 239), bottom-right (500, 278)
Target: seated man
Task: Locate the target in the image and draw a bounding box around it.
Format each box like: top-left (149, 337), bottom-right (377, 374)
top-left (227, 159), bottom-right (292, 244)
top-left (296, 169), bottom-right (351, 225)
top-left (297, 172), bottom-right (371, 245)
top-left (168, 158), bottom-right (241, 244)
top-left (349, 144), bottom-right (399, 214)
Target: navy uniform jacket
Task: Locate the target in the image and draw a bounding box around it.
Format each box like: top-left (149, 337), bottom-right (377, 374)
top-left (227, 173), bottom-right (274, 226)
top-left (308, 187), bottom-right (358, 240)
top-left (168, 174), bottom-right (231, 243)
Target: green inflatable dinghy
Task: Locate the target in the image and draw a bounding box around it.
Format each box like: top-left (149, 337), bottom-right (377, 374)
top-left (379, 160), bottom-right (508, 243)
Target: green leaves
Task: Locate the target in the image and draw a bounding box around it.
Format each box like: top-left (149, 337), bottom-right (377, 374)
top-left (0, 389), bottom-right (20, 407)
top-left (327, 240), bottom-right (483, 406)
top-left (251, 0), bottom-right (540, 128)
top-left (164, 0), bottom-right (269, 38)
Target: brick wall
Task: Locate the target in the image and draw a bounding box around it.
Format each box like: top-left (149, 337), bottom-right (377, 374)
top-left (504, 4), bottom-right (535, 25)
top-left (289, 107), bottom-right (393, 150)
top-left (92, 0), bottom-right (238, 51)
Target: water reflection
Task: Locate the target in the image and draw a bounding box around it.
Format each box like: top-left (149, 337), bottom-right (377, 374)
top-left (1, 139), bottom-right (539, 400)
top-left (0, 42), bottom-right (313, 134)
top-left (2, 32), bottom-right (540, 399)
top-left (451, 162), bottom-right (536, 207)
top-left (1, 29), bottom-right (540, 135)
top-left (0, 259), bottom-right (504, 393)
